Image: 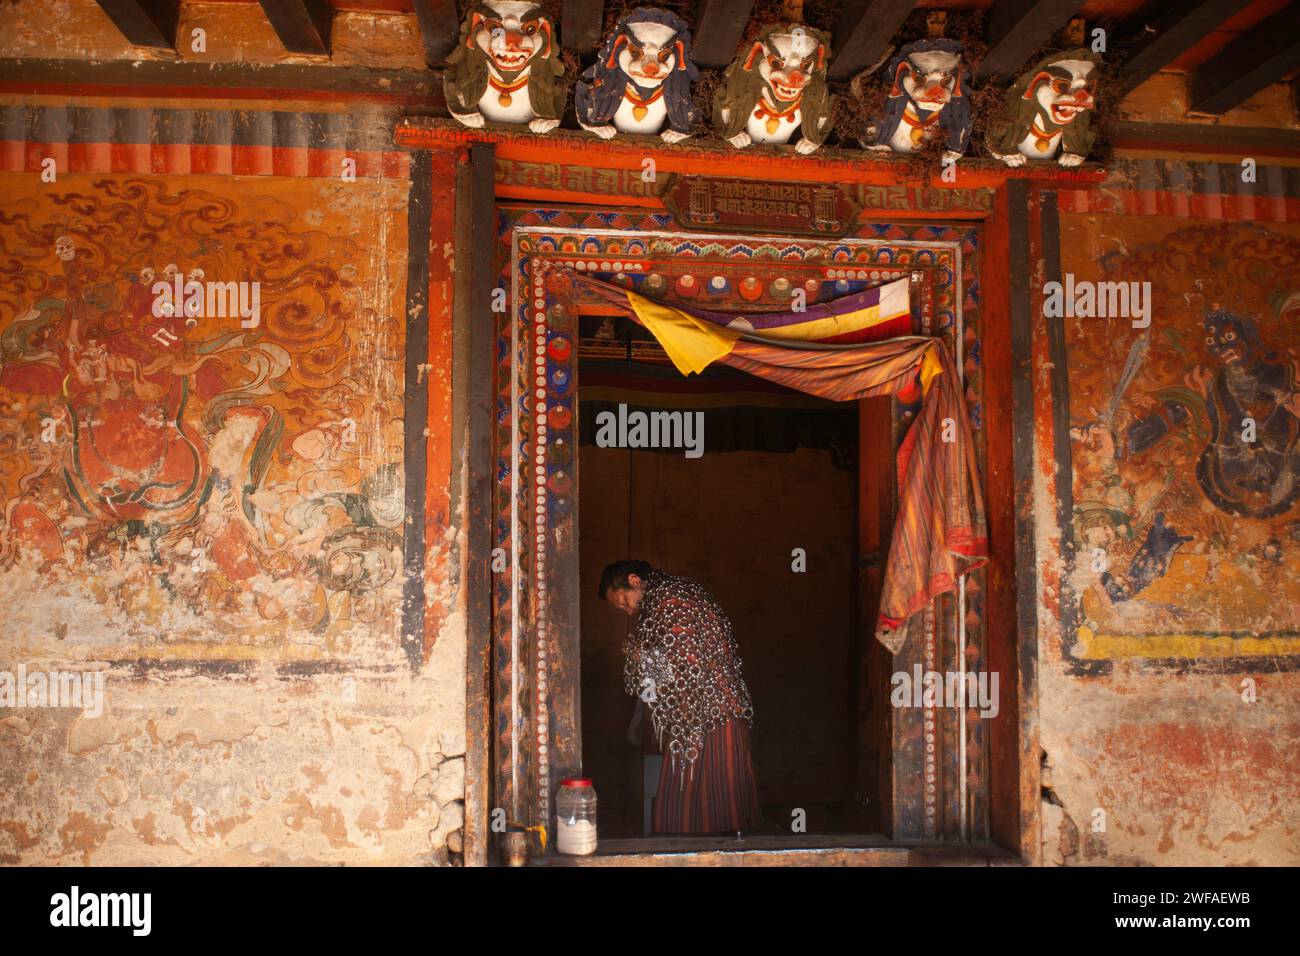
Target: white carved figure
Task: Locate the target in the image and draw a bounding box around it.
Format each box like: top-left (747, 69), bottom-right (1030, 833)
top-left (444, 0), bottom-right (565, 134)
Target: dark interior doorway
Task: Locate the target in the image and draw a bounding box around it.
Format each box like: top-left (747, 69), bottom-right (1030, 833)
top-left (576, 352), bottom-right (884, 839)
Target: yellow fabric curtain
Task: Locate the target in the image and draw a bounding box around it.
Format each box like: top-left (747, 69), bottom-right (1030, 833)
top-left (625, 291), bottom-right (742, 374)
top-left (571, 272), bottom-right (987, 654)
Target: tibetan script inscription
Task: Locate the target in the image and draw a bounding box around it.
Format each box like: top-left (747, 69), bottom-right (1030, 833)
top-left (494, 159), bottom-right (659, 199)
top-left (659, 175), bottom-right (861, 237)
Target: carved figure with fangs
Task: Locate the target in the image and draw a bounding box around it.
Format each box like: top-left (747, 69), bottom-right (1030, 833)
top-left (864, 39), bottom-right (970, 163)
top-left (443, 1), bottom-right (565, 134)
top-left (574, 7), bottom-right (699, 143)
top-left (713, 23), bottom-right (833, 154)
top-left (988, 49), bottom-right (1100, 167)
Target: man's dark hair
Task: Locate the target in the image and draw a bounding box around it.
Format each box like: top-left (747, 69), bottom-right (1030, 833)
top-left (598, 560), bottom-right (654, 601)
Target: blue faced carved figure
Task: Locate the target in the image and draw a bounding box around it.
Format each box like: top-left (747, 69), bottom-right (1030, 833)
top-left (864, 39), bottom-right (970, 162)
top-left (574, 7), bottom-right (699, 143)
top-left (1185, 309), bottom-right (1300, 518)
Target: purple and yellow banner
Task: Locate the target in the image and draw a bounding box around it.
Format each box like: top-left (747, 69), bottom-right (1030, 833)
top-left (583, 276), bottom-right (913, 376)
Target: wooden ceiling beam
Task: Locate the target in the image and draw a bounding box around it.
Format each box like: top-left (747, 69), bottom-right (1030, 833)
top-left (258, 0), bottom-right (335, 56)
top-left (0, 56), bottom-right (440, 106)
top-left (827, 0), bottom-right (917, 82)
top-left (1116, 0), bottom-right (1252, 97)
top-left (92, 0), bottom-right (181, 49)
top-left (692, 0), bottom-right (757, 70)
top-left (976, 0), bottom-right (1087, 82)
top-left (412, 0), bottom-right (460, 67)
top-left (1189, 4), bottom-right (1300, 115)
top-left (562, 0), bottom-right (604, 56)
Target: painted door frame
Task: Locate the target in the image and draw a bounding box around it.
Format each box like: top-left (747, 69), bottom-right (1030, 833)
top-left (488, 211), bottom-right (995, 849)
top-left (423, 127), bottom-right (1059, 864)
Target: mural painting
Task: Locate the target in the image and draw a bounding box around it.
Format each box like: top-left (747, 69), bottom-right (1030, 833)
top-left (0, 175), bottom-right (410, 662)
top-left (1061, 218), bottom-right (1300, 660)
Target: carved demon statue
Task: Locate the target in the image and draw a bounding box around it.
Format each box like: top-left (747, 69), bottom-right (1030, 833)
top-left (713, 23), bottom-right (834, 154)
top-left (574, 7), bottom-right (699, 143)
top-left (988, 49), bottom-right (1100, 167)
top-left (864, 38), bottom-right (970, 162)
top-left (443, 0), bottom-right (565, 133)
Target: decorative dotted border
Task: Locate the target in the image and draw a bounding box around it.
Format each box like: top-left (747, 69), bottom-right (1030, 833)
top-left (495, 214), bottom-right (984, 842)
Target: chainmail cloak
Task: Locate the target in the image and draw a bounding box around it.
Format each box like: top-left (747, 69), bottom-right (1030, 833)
top-left (623, 570), bottom-right (755, 782)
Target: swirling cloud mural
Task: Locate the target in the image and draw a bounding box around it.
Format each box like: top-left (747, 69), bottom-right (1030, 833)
top-left (0, 175), bottom-right (409, 662)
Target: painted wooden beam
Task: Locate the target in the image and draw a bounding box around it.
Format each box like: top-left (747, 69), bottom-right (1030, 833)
top-left (978, 180), bottom-right (1024, 856)
top-left (1189, 4), bottom-right (1300, 115)
top-left (91, 0), bottom-right (181, 49)
top-left (562, 0), bottom-right (604, 55)
top-left (828, 0), bottom-right (917, 82)
top-left (976, 0), bottom-right (1087, 82)
top-left (0, 57), bottom-right (441, 106)
top-left (258, 0), bottom-right (334, 56)
top-left (401, 148), bottom-right (433, 671)
top-left (453, 142), bottom-right (497, 868)
top-left (691, 0), bottom-right (757, 70)
top-left (1116, 0), bottom-right (1251, 97)
top-left (412, 0), bottom-right (460, 67)
top-left (1004, 177), bottom-right (1045, 855)
top-left (1111, 120), bottom-right (1300, 157)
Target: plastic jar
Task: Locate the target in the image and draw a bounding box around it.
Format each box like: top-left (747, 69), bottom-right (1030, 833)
top-left (556, 778), bottom-right (598, 855)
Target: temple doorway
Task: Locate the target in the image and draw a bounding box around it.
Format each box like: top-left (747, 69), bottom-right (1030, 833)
top-left (576, 342), bottom-right (888, 840)
top-left (489, 213), bottom-right (996, 857)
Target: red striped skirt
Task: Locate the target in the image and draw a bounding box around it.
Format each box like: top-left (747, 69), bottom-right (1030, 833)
top-left (653, 717), bottom-right (763, 835)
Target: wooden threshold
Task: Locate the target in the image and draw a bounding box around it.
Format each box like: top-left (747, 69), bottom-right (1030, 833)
top-left (527, 834), bottom-right (1023, 867)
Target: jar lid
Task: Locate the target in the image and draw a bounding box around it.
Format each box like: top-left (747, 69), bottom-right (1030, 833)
top-left (560, 778), bottom-right (593, 788)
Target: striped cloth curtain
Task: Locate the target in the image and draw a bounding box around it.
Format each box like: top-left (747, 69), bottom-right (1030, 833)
top-left (568, 270), bottom-right (988, 654)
